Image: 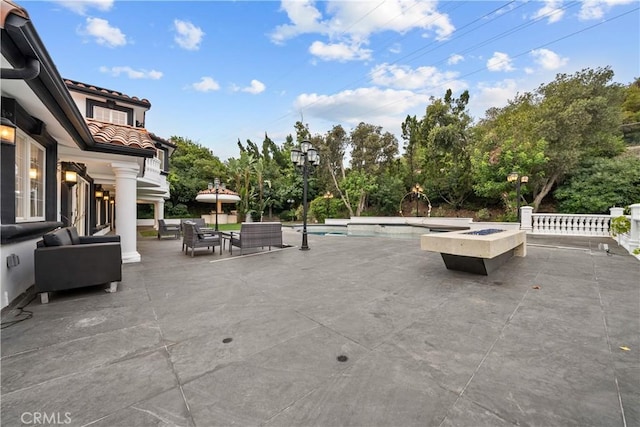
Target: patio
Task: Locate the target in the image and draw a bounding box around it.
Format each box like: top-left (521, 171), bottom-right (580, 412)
top-left (1, 228), bottom-right (638, 426)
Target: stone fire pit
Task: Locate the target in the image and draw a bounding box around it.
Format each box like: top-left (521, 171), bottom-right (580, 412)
top-left (420, 228), bottom-right (526, 275)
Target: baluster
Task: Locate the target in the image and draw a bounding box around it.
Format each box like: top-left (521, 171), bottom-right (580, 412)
top-left (577, 216), bottom-right (585, 235)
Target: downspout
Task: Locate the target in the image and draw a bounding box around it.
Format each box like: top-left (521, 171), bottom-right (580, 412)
top-left (0, 56), bottom-right (40, 80)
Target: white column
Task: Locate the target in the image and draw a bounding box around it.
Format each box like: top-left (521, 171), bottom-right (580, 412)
top-left (629, 203), bottom-right (640, 249)
top-left (112, 162), bottom-right (140, 263)
top-left (154, 200), bottom-right (165, 229)
top-left (520, 206), bottom-right (533, 231)
top-left (609, 207), bottom-right (624, 218)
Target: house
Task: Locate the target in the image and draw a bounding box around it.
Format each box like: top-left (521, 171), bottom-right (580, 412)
top-left (0, 0), bottom-right (174, 309)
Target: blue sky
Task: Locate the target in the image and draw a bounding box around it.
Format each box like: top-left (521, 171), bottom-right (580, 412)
top-left (22, 0), bottom-right (640, 161)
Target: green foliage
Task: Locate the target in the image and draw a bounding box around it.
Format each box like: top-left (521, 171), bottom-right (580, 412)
top-left (474, 67), bottom-right (626, 211)
top-left (610, 216), bottom-right (631, 236)
top-left (418, 89), bottom-right (474, 208)
top-left (165, 202), bottom-right (189, 218)
top-left (554, 156), bottom-right (640, 213)
top-left (621, 78), bottom-right (640, 145)
top-left (342, 169), bottom-right (379, 216)
top-left (309, 196), bottom-right (342, 223)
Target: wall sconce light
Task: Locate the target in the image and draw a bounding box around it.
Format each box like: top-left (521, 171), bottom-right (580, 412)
top-left (95, 189), bottom-right (103, 199)
top-left (29, 168), bottom-right (37, 180)
top-left (102, 191), bottom-right (110, 201)
top-left (0, 117), bottom-right (16, 145)
top-left (63, 170), bottom-right (78, 186)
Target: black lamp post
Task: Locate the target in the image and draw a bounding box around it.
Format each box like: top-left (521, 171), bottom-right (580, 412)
top-left (291, 140), bottom-right (320, 250)
top-left (412, 183), bottom-right (423, 217)
top-left (507, 172), bottom-right (529, 222)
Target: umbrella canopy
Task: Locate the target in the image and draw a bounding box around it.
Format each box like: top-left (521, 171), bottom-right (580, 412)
top-left (195, 187), bottom-right (241, 212)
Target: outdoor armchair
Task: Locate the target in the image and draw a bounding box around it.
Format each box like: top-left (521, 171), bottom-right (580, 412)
top-left (182, 222), bottom-right (222, 256)
top-left (158, 219), bottom-right (180, 239)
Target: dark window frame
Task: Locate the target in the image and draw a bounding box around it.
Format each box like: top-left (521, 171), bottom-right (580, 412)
top-left (86, 99), bottom-right (134, 127)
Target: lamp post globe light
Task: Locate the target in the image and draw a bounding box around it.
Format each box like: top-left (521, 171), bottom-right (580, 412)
top-left (507, 172), bottom-right (529, 222)
top-left (291, 140), bottom-right (320, 250)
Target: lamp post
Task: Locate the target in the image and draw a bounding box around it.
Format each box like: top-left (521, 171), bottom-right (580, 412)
top-left (291, 140), bottom-right (320, 250)
top-left (412, 183), bottom-right (423, 217)
top-left (507, 172), bottom-right (529, 222)
top-left (214, 178), bottom-right (220, 231)
top-left (323, 191), bottom-right (334, 220)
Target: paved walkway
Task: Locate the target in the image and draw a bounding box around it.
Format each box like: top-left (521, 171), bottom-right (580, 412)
top-left (1, 230), bottom-right (638, 426)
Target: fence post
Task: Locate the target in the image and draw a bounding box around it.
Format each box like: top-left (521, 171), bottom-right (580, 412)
top-left (629, 204), bottom-right (640, 250)
top-left (520, 206), bottom-right (533, 231)
top-left (609, 206), bottom-right (624, 218)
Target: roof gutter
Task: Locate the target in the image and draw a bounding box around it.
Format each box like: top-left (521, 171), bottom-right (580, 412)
top-left (1, 8), bottom-right (154, 158)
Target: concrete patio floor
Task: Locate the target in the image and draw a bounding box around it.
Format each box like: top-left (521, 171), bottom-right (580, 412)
top-left (1, 229), bottom-right (638, 426)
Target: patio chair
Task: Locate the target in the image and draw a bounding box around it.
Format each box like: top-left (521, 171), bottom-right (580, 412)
top-left (158, 219), bottom-right (180, 239)
top-left (182, 222), bottom-right (222, 257)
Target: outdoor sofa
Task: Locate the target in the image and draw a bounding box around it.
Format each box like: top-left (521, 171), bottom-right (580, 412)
top-left (34, 226), bottom-right (121, 303)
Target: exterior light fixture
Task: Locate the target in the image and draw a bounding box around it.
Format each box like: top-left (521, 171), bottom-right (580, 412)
top-left (412, 183), bottom-right (424, 217)
top-left (63, 170), bottom-right (78, 186)
top-left (95, 189), bottom-right (103, 199)
top-left (0, 117), bottom-right (16, 145)
top-left (291, 140), bottom-right (320, 250)
top-left (323, 191), bottom-right (334, 219)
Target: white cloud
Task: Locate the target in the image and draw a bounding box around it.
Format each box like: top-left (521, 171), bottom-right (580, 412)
top-left (270, 0), bottom-right (455, 62)
top-left (487, 52), bottom-right (515, 72)
top-left (55, 0), bottom-right (113, 15)
top-left (531, 0), bottom-right (565, 23)
top-left (579, 0), bottom-right (634, 20)
top-left (240, 80), bottom-right (266, 95)
top-left (530, 48), bottom-right (568, 70)
top-left (389, 43), bottom-right (402, 54)
top-left (468, 79), bottom-right (519, 119)
top-left (99, 66), bottom-right (162, 80)
top-left (447, 54), bottom-right (464, 65)
top-left (174, 19), bottom-right (205, 51)
top-left (192, 77), bottom-right (220, 92)
top-left (369, 63), bottom-right (466, 92)
top-left (309, 41), bottom-right (372, 62)
top-left (81, 17), bottom-right (126, 48)
top-left (294, 86), bottom-right (427, 129)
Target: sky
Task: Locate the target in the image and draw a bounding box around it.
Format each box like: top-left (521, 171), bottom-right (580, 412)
top-left (21, 0), bottom-right (640, 161)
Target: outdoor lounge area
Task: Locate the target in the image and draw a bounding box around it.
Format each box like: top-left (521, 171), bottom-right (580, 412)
top-left (1, 228), bottom-right (638, 426)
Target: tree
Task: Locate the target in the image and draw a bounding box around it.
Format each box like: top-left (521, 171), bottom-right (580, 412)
top-left (419, 89), bottom-right (473, 208)
top-left (530, 67), bottom-right (625, 209)
top-left (167, 137), bottom-right (226, 214)
top-left (473, 67), bottom-right (626, 211)
top-left (621, 78), bottom-right (640, 145)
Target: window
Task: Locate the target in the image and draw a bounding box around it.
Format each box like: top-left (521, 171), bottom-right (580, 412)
top-left (15, 131), bottom-right (45, 221)
top-left (157, 149), bottom-right (165, 170)
top-left (93, 106), bottom-right (128, 125)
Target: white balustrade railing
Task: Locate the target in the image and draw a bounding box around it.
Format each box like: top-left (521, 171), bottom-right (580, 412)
top-left (144, 157), bottom-right (162, 182)
top-left (530, 213), bottom-right (611, 236)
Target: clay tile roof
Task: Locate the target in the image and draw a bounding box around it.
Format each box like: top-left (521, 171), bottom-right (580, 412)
top-left (87, 118), bottom-right (156, 151)
top-left (64, 79), bottom-right (151, 107)
top-left (200, 187), bottom-right (239, 197)
top-left (1, 0), bottom-right (29, 28)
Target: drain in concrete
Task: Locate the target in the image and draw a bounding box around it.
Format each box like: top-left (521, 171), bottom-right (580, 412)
top-left (336, 355), bottom-right (348, 362)
top-left (222, 337), bottom-right (233, 344)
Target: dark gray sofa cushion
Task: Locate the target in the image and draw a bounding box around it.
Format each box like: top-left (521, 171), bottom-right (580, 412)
top-left (66, 227), bottom-right (81, 244)
top-left (42, 228), bottom-right (73, 246)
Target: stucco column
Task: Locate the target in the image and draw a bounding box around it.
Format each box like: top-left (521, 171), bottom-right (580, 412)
top-left (155, 199), bottom-right (165, 229)
top-left (111, 162), bottom-right (140, 263)
top-left (609, 207), bottom-right (624, 218)
top-left (520, 206), bottom-right (533, 231)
